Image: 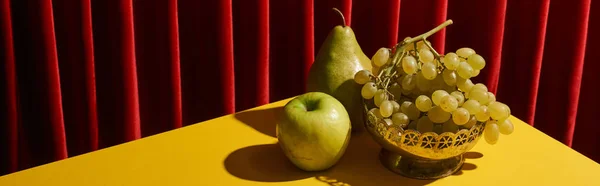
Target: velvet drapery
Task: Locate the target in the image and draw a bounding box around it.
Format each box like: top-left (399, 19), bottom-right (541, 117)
top-left (1, 0), bottom-right (598, 175)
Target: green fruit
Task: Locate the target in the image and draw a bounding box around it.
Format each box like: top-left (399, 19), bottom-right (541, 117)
top-left (306, 9), bottom-right (372, 131)
top-left (277, 92), bottom-right (351, 171)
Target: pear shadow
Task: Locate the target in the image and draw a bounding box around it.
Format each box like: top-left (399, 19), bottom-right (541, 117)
top-left (463, 151), bottom-right (484, 159)
top-left (224, 132), bottom-right (441, 185)
top-left (233, 106), bottom-right (284, 138)
top-left (452, 151), bottom-right (482, 176)
top-left (462, 162), bottom-right (477, 170)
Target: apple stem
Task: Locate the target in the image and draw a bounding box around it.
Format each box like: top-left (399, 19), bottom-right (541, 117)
top-left (332, 8), bottom-right (346, 27)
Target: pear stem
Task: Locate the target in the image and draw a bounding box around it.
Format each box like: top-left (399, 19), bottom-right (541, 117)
top-left (332, 8), bottom-right (346, 26)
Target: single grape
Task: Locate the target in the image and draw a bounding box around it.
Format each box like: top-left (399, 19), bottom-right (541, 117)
top-left (416, 95), bottom-right (433, 112)
top-left (489, 101), bottom-right (510, 121)
top-left (443, 119), bottom-right (460, 133)
top-left (442, 70), bottom-right (457, 86)
top-left (416, 72), bottom-right (431, 91)
top-left (463, 116), bottom-right (477, 128)
top-left (421, 62), bottom-right (437, 80)
top-left (406, 103), bottom-right (421, 120)
top-left (487, 92), bottom-right (496, 104)
top-left (462, 99), bottom-right (482, 115)
top-left (380, 100), bottom-right (394, 117)
top-left (369, 108), bottom-right (383, 119)
top-left (361, 82), bottom-right (378, 99)
top-left (467, 54), bottom-right (485, 70)
top-left (417, 116), bottom-right (434, 133)
top-left (456, 78), bottom-right (474, 92)
top-left (451, 91), bottom-right (465, 106)
top-left (472, 69), bottom-right (480, 77)
top-left (469, 89), bottom-right (488, 103)
top-left (401, 74), bottom-right (416, 90)
top-left (440, 95), bottom-right (459, 112)
top-left (419, 49), bottom-right (435, 63)
top-left (443, 52), bottom-right (460, 70)
top-left (457, 47), bottom-right (476, 58)
top-left (392, 113), bottom-right (410, 127)
top-left (391, 100), bottom-right (401, 113)
top-left (374, 89), bottom-right (388, 107)
top-left (402, 56), bottom-right (418, 74)
top-left (457, 62), bottom-right (473, 79)
top-left (428, 106), bottom-right (451, 123)
top-left (498, 119), bottom-right (514, 135)
top-left (432, 90), bottom-right (449, 106)
top-left (389, 83), bottom-right (402, 99)
top-left (354, 70), bottom-right (372, 84)
top-left (372, 48), bottom-right (390, 67)
top-left (484, 120), bottom-right (500, 144)
top-left (452, 108), bottom-right (470, 125)
top-left (475, 105), bottom-right (490, 122)
top-left (472, 83), bottom-right (488, 92)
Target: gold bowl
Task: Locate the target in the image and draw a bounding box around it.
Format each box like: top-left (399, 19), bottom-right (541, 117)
top-left (363, 105), bottom-right (485, 179)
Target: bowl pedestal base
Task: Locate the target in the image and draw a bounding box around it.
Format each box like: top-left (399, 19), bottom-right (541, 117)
top-left (379, 149), bottom-right (464, 180)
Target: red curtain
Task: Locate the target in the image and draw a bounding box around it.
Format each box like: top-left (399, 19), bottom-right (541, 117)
top-left (1, 0), bottom-right (598, 175)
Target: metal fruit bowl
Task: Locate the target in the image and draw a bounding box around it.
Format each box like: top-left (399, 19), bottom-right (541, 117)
top-left (362, 103), bottom-right (485, 179)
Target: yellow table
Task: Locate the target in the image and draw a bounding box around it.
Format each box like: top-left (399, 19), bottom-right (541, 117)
top-left (1, 98), bottom-right (599, 186)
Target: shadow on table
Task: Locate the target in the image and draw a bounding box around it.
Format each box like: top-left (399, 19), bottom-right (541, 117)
top-left (227, 107), bottom-right (482, 185)
top-left (233, 106), bottom-right (284, 138)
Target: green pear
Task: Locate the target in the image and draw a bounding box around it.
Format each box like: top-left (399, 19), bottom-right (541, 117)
top-left (306, 9), bottom-right (372, 132)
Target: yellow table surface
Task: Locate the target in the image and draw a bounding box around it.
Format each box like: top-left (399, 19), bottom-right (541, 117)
top-left (1, 97), bottom-right (600, 186)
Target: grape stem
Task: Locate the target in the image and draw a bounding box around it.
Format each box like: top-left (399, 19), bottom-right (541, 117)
top-left (375, 20), bottom-right (453, 101)
top-left (422, 39), bottom-right (445, 70)
top-left (402, 20), bottom-right (453, 45)
top-left (423, 39), bottom-right (441, 59)
top-left (332, 8), bottom-right (346, 27)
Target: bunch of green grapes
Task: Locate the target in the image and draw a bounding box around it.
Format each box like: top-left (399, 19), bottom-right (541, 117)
top-left (354, 38), bottom-right (514, 145)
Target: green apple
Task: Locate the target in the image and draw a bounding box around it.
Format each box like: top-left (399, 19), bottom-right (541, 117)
top-left (276, 92), bottom-right (351, 171)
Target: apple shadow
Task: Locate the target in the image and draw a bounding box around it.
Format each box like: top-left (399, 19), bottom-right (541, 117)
top-left (223, 143), bottom-right (314, 182)
top-left (233, 106), bottom-right (284, 138)
top-left (229, 106), bottom-right (483, 185)
top-left (224, 132), bottom-right (485, 185)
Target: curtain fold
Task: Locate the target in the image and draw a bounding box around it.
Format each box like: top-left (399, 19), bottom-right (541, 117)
top-left (53, 0), bottom-right (98, 157)
top-left (575, 0), bottom-right (600, 163)
top-left (0, 0), bottom-right (18, 174)
top-left (5, 0), bottom-right (68, 172)
top-left (1, 0), bottom-right (599, 175)
top-left (534, 0), bottom-right (590, 147)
